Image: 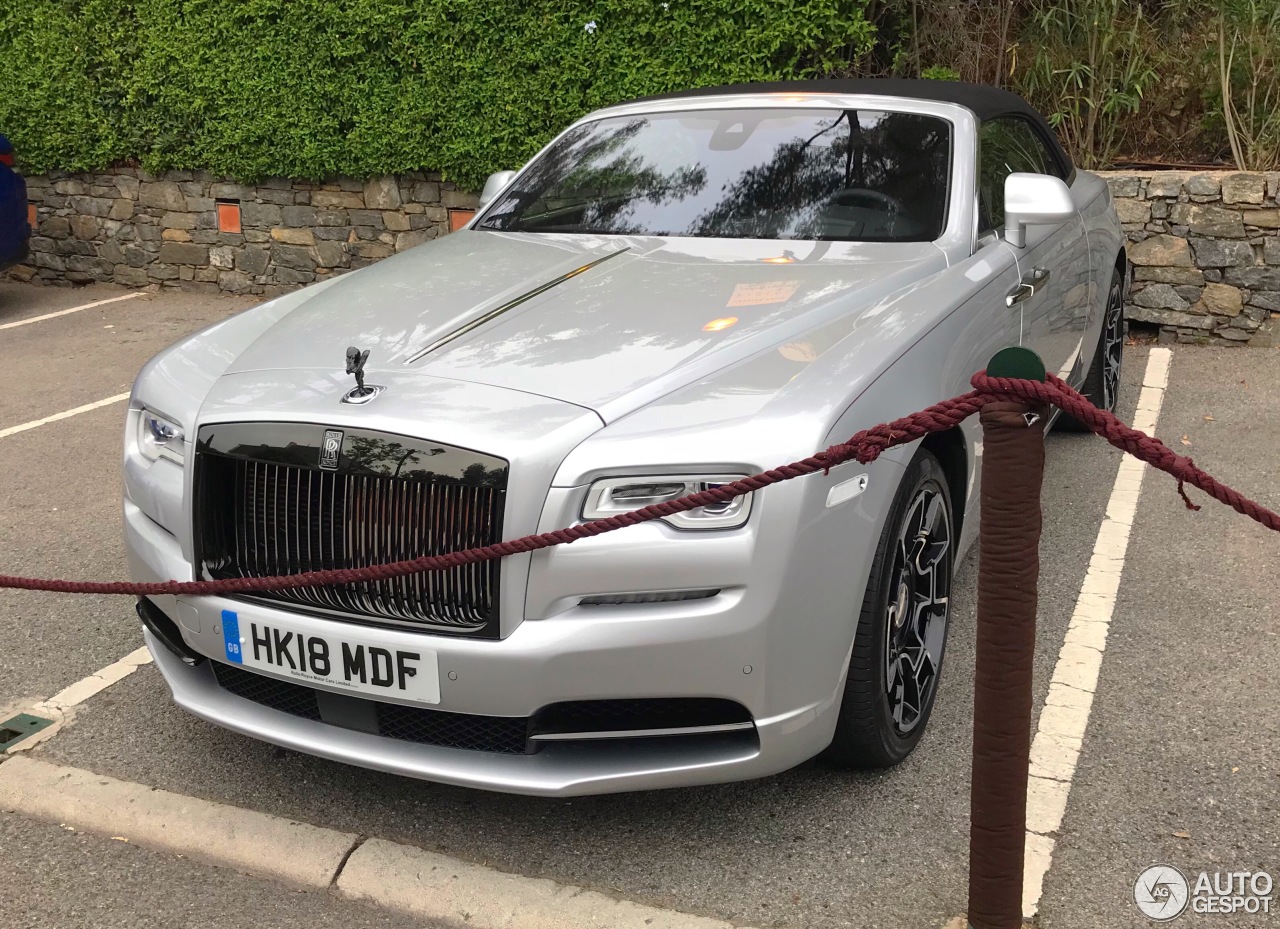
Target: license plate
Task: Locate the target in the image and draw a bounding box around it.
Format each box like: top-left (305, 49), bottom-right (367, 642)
top-left (220, 609), bottom-right (440, 704)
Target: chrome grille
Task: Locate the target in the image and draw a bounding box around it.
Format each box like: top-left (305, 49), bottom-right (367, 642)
top-left (194, 423), bottom-right (507, 635)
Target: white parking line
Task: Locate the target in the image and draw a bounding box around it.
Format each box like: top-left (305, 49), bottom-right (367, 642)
top-left (4, 648), bottom-right (153, 754)
top-left (0, 393), bottom-right (130, 439)
top-left (1022, 346), bottom-right (1173, 918)
top-left (0, 292), bottom-right (143, 331)
top-left (33, 647), bottom-right (153, 715)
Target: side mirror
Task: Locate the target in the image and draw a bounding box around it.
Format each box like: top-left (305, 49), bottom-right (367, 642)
top-left (1004, 172), bottom-right (1075, 248)
top-left (478, 170), bottom-right (518, 210)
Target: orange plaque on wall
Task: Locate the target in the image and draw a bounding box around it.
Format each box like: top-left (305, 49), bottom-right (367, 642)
top-left (448, 209), bottom-right (475, 232)
top-left (216, 202), bottom-right (242, 234)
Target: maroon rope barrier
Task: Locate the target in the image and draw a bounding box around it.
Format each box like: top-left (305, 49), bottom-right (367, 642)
top-left (0, 372), bottom-right (1275, 598)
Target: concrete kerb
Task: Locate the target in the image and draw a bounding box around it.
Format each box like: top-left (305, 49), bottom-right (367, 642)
top-left (0, 755), bottom-right (355, 889)
top-left (0, 755), bottom-right (755, 929)
top-left (338, 837), bottom-right (750, 929)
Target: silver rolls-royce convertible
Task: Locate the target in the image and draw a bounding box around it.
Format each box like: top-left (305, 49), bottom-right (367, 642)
top-left (126, 79), bottom-right (1125, 795)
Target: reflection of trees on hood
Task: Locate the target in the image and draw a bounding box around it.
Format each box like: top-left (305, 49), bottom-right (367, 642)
top-left (481, 118), bottom-right (707, 235)
top-left (689, 112), bottom-right (948, 239)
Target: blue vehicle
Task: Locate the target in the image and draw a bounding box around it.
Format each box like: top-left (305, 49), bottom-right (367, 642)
top-left (0, 133), bottom-right (32, 271)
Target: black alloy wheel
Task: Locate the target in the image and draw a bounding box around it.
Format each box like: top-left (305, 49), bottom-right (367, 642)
top-left (882, 481), bottom-right (952, 734)
top-left (824, 449), bottom-right (954, 768)
top-left (1060, 266), bottom-right (1125, 430)
top-left (1100, 274), bottom-right (1124, 413)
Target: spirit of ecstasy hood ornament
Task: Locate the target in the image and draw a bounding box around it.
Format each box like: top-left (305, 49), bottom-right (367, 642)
top-left (345, 346), bottom-right (370, 391)
top-left (342, 346), bottom-right (383, 404)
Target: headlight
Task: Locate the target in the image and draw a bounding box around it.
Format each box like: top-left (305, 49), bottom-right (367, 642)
top-left (583, 475), bottom-right (752, 530)
top-left (137, 409), bottom-right (185, 464)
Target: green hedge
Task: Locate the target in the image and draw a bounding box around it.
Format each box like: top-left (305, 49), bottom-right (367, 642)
top-left (0, 0), bottom-right (876, 188)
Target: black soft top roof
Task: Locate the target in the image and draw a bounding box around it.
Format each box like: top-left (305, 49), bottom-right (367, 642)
top-left (629, 78), bottom-right (1074, 177)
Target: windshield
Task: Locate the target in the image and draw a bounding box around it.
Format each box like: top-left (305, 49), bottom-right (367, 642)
top-left (476, 108), bottom-right (951, 242)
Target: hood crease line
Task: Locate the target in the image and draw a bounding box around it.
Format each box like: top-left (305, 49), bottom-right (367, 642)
top-left (401, 247), bottom-right (632, 365)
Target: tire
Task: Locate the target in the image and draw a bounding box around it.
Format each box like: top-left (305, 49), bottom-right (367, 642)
top-left (1059, 266), bottom-right (1124, 431)
top-left (822, 449), bottom-right (954, 769)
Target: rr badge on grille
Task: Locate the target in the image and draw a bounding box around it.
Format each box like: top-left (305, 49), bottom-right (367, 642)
top-left (320, 429), bottom-right (344, 470)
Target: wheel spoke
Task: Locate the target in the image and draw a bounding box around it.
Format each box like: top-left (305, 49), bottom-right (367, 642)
top-left (888, 659), bottom-right (906, 725)
top-left (900, 669), bottom-right (921, 725)
top-left (921, 491), bottom-right (945, 536)
top-left (904, 496), bottom-right (926, 541)
top-left (917, 536), bottom-right (949, 575)
top-left (893, 536), bottom-right (909, 581)
top-left (913, 498), bottom-right (948, 570)
top-left (910, 562), bottom-right (931, 601)
top-left (921, 605), bottom-right (947, 669)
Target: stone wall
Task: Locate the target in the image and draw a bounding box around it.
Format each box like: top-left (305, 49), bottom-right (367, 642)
top-left (10, 168), bottom-right (479, 297)
top-left (1099, 170), bottom-right (1279, 346)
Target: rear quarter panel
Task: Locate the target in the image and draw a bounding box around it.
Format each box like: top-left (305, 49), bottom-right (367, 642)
top-left (1075, 170), bottom-right (1125, 354)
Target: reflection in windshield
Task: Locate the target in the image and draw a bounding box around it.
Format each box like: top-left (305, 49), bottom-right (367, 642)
top-left (477, 108), bottom-right (951, 243)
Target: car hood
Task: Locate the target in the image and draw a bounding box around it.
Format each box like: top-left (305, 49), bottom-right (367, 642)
top-left (226, 230), bottom-right (944, 421)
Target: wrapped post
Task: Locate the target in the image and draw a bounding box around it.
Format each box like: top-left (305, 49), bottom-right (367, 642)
top-left (967, 348), bottom-right (1048, 929)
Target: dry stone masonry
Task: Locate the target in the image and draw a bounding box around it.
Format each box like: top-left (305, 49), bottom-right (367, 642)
top-left (13, 169), bottom-right (478, 297)
top-left (1100, 170), bottom-right (1279, 346)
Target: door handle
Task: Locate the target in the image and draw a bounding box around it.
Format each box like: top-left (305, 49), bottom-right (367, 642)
top-left (1006, 267), bottom-right (1050, 307)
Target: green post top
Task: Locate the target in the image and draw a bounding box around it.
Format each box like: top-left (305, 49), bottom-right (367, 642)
top-left (986, 346), bottom-right (1046, 382)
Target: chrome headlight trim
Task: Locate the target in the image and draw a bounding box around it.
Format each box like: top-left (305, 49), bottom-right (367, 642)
top-left (136, 408), bottom-right (186, 465)
top-left (582, 475), bottom-right (752, 530)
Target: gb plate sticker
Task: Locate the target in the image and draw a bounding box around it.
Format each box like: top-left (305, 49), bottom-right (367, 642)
top-left (222, 609), bottom-right (244, 664)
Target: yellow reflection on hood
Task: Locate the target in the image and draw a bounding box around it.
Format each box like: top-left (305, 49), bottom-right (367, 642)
top-left (702, 316), bottom-right (740, 332)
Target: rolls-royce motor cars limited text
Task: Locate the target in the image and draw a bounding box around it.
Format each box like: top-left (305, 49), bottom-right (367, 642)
top-left (126, 80), bottom-right (1125, 795)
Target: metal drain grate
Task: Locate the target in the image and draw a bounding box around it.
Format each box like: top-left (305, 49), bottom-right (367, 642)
top-left (0, 713), bottom-right (54, 750)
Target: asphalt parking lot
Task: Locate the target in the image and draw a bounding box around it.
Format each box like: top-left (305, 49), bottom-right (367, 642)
top-left (0, 281), bottom-right (1276, 929)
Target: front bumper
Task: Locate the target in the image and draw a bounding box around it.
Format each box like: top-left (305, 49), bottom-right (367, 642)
top-left (128, 498), bottom-right (852, 795)
top-left (145, 628), bottom-right (836, 796)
